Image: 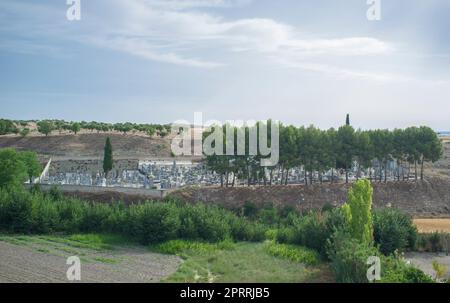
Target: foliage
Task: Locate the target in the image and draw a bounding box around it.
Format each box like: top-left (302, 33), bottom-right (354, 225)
top-left (18, 151), bottom-right (42, 183)
top-left (103, 137), bottom-right (113, 176)
top-left (37, 120), bottom-right (54, 136)
top-left (19, 128), bottom-right (30, 137)
top-left (152, 239), bottom-right (235, 255)
top-left (202, 122), bottom-right (442, 186)
top-left (264, 241), bottom-right (320, 265)
top-left (326, 231), bottom-right (380, 283)
top-left (126, 202), bottom-right (181, 244)
top-left (0, 119), bottom-right (18, 135)
top-left (432, 260), bottom-right (448, 281)
top-left (373, 208), bottom-right (417, 255)
top-left (417, 232), bottom-right (450, 253)
top-left (342, 179), bottom-right (374, 245)
top-left (0, 149), bottom-right (27, 188)
top-left (381, 258), bottom-right (434, 283)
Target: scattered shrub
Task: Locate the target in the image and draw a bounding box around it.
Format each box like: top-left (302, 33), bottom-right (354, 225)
top-left (326, 231), bottom-right (380, 283)
top-left (291, 211), bottom-right (329, 256)
top-left (417, 232), bottom-right (450, 253)
top-left (373, 208), bottom-right (418, 255)
top-left (258, 206), bottom-right (279, 226)
top-left (321, 203), bottom-right (335, 213)
top-left (381, 256), bottom-right (434, 283)
top-left (243, 201), bottom-right (258, 219)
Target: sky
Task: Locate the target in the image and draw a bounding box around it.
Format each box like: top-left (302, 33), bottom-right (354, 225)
top-left (0, 0), bottom-right (450, 130)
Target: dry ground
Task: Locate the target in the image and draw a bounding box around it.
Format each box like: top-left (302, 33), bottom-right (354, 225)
top-left (0, 235), bottom-right (181, 283)
top-left (413, 219), bottom-right (450, 233)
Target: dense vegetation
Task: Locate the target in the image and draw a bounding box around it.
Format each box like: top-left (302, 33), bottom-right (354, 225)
top-left (0, 138), bottom-right (446, 282)
top-left (0, 149), bottom-right (42, 188)
top-left (0, 118), bottom-right (171, 138)
top-left (0, 178), bottom-right (442, 282)
top-left (203, 121), bottom-right (443, 186)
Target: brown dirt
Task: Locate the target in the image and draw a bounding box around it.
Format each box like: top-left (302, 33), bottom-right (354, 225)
top-left (169, 177), bottom-right (450, 218)
top-left (414, 219), bottom-right (450, 233)
top-left (0, 133), bottom-right (173, 159)
top-left (0, 240), bottom-right (181, 283)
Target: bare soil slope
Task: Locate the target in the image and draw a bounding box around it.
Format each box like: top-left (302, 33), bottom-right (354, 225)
top-left (0, 133), bottom-right (172, 159)
top-left (170, 177), bottom-right (450, 218)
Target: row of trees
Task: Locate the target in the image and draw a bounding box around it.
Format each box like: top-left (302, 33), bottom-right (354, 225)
top-left (203, 122), bottom-right (443, 186)
top-left (0, 119), bottom-right (171, 138)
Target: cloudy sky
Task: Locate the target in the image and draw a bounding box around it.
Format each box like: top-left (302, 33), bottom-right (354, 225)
top-left (1, 0), bottom-right (449, 130)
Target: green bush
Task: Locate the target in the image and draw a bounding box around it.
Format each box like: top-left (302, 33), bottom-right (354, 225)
top-left (381, 256), bottom-right (434, 283)
top-left (177, 204), bottom-right (231, 242)
top-left (30, 195), bottom-right (59, 233)
top-left (0, 189), bottom-right (33, 232)
top-left (326, 231), bottom-right (380, 283)
top-left (126, 203), bottom-right (181, 245)
top-left (243, 201), bottom-right (258, 219)
top-left (264, 241), bottom-right (320, 265)
top-left (275, 227), bottom-right (296, 244)
top-left (258, 206), bottom-right (279, 226)
top-left (373, 208), bottom-right (418, 255)
top-left (55, 198), bottom-right (88, 233)
top-left (417, 232), bottom-right (450, 253)
top-left (291, 212), bottom-right (329, 256)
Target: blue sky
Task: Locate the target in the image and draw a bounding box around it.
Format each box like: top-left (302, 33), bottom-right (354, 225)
top-left (1, 0), bottom-right (450, 130)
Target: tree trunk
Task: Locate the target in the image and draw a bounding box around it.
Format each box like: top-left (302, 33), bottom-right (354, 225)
top-left (269, 170), bottom-right (273, 186)
top-left (420, 158), bottom-right (424, 181)
top-left (414, 161), bottom-right (418, 181)
top-left (384, 160), bottom-right (388, 183)
top-left (220, 174), bottom-right (224, 187)
top-left (345, 169), bottom-right (349, 184)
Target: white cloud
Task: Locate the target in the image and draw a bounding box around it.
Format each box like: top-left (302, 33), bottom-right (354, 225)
top-left (0, 0), bottom-right (394, 73)
top-left (80, 0), bottom-right (394, 70)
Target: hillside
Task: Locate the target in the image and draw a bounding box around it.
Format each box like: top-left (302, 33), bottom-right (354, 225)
top-left (0, 133), bottom-right (173, 159)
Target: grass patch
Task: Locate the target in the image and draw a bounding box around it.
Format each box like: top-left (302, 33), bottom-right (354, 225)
top-left (163, 242), bottom-right (328, 283)
top-left (94, 257), bottom-right (120, 264)
top-left (264, 241), bottom-right (320, 265)
top-left (151, 239), bottom-right (236, 256)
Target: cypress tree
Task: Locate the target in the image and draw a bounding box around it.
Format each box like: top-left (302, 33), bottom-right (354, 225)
top-left (103, 137), bottom-right (113, 177)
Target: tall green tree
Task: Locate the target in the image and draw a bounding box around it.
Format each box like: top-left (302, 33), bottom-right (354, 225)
top-left (70, 122), bottom-right (81, 134)
top-left (18, 151), bottom-right (42, 184)
top-left (0, 149), bottom-right (27, 188)
top-left (417, 126), bottom-right (443, 180)
top-left (342, 179), bottom-right (374, 245)
top-left (336, 125), bottom-right (356, 183)
top-left (37, 120), bottom-right (54, 136)
top-left (103, 137), bottom-right (113, 177)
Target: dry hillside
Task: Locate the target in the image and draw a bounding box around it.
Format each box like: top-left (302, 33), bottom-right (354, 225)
top-left (0, 133), bottom-right (173, 159)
